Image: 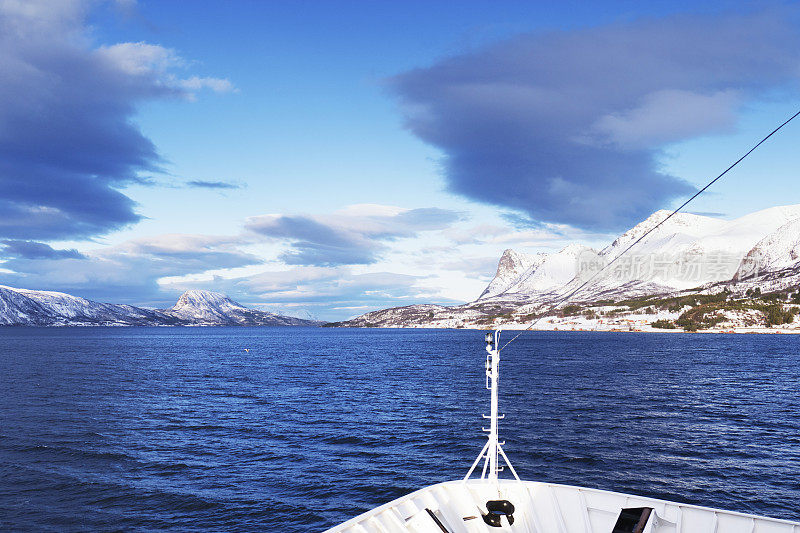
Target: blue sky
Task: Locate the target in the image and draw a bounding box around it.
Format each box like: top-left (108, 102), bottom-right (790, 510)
top-left (1, 0), bottom-right (800, 320)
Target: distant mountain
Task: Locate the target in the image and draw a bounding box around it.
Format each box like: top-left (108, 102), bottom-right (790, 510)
top-left (166, 290), bottom-right (316, 326)
top-left (0, 285), bottom-right (176, 326)
top-left (0, 286), bottom-right (320, 327)
top-left (332, 204), bottom-right (800, 328)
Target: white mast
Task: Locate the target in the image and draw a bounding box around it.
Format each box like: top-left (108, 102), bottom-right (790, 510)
top-left (464, 329), bottom-right (520, 482)
top-left (487, 329), bottom-right (500, 480)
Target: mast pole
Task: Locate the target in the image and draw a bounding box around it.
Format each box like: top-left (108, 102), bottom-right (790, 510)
top-left (487, 329), bottom-right (500, 481)
top-left (464, 328), bottom-right (518, 482)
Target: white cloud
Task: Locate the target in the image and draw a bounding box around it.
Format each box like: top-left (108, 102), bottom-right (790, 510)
top-left (179, 76), bottom-right (235, 93)
top-left (335, 203), bottom-right (406, 217)
top-left (96, 43), bottom-right (235, 96)
top-left (96, 41), bottom-right (181, 75)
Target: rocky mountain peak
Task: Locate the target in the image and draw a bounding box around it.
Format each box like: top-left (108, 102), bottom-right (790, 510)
top-left (495, 249), bottom-right (531, 275)
top-left (478, 249), bottom-right (541, 300)
top-left (172, 290), bottom-right (242, 310)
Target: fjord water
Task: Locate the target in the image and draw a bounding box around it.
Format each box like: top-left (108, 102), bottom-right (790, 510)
top-left (0, 328), bottom-right (798, 531)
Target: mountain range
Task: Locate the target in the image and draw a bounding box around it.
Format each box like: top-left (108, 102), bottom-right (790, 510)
top-left (6, 203), bottom-right (800, 329)
top-left (335, 204), bottom-right (800, 328)
top-left (0, 287), bottom-right (320, 327)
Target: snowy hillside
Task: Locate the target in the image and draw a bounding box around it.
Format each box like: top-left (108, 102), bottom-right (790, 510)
top-left (0, 285), bottom-right (174, 326)
top-left (735, 218), bottom-right (800, 280)
top-left (0, 287), bottom-right (57, 326)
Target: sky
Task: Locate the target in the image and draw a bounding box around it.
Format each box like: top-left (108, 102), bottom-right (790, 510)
top-left (1, 0), bottom-right (800, 321)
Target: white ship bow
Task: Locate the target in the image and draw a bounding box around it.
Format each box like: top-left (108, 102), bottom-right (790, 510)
top-left (326, 330), bottom-right (800, 533)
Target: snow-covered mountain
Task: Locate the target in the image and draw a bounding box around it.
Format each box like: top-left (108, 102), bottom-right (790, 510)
top-left (479, 243), bottom-right (597, 300)
top-left (490, 204), bottom-right (800, 303)
top-left (336, 203), bottom-right (800, 328)
top-left (0, 286), bottom-right (320, 327)
top-left (166, 290), bottom-right (316, 326)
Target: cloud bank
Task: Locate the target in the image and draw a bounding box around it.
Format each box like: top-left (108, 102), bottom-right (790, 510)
top-left (1, 240), bottom-right (86, 260)
top-left (389, 10), bottom-right (800, 231)
top-left (0, 232), bottom-right (261, 304)
top-left (0, 203), bottom-right (469, 316)
top-left (246, 205), bottom-right (463, 266)
top-left (0, 0), bottom-right (232, 240)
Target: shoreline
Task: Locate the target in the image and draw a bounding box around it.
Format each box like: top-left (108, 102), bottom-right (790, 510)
top-left (342, 324), bottom-right (800, 334)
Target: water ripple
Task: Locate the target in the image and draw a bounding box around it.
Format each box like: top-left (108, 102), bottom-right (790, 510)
top-left (0, 328), bottom-right (798, 531)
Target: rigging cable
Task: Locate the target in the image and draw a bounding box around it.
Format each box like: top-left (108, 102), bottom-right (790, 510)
top-left (499, 108), bottom-right (800, 353)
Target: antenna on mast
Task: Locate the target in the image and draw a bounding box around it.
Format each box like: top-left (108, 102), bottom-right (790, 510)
top-left (464, 329), bottom-right (520, 482)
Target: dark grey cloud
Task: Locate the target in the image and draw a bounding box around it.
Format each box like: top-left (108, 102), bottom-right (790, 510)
top-left (1, 240), bottom-right (86, 260)
top-left (392, 207), bottom-right (464, 230)
top-left (0, 2), bottom-right (231, 240)
top-left (246, 207), bottom-right (463, 266)
top-left (281, 241), bottom-right (377, 266)
top-left (389, 10), bottom-right (800, 231)
top-left (251, 216), bottom-right (355, 246)
top-left (186, 180), bottom-right (242, 190)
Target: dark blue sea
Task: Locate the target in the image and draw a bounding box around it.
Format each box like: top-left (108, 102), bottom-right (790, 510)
top-left (1, 328), bottom-right (799, 531)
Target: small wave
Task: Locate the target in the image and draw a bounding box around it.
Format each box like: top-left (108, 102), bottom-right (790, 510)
top-left (162, 423), bottom-right (228, 431)
top-left (561, 455), bottom-right (605, 466)
top-left (14, 443), bottom-right (134, 463)
top-left (320, 434), bottom-right (381, 446)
